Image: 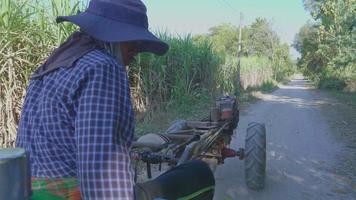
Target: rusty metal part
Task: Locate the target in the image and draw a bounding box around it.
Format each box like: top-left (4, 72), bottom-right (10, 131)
top-left (185, 121), bottom-right (223, 129)
top-left (210, 107), bottom-right (220, 122)
top-left (132, 95), bottom-right (241, 180)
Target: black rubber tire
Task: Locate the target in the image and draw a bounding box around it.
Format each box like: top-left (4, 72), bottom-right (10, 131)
top-left (245, 122), bottom-right (266, 190)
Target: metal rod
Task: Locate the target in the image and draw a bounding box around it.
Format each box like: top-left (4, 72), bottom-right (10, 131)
top-left (159, 133), bottom-right (197, 141)
top-left (177, 141), bottom-right (198, 165)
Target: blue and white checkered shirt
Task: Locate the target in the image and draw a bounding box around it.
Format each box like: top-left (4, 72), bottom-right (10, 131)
top-left (16, 49), bottom-right (135, 199)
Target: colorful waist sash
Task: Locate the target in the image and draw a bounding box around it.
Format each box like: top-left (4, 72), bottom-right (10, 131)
top-left (30, 178), bottom-right (81, 200)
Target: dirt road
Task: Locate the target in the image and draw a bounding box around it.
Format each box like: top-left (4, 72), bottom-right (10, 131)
top-left (214, 78), bottom-right (356, 200)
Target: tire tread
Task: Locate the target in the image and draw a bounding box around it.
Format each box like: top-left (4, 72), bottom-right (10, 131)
top-left (245, 122), bottom-right (266, 190)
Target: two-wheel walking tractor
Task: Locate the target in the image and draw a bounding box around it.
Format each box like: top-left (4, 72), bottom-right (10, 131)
top-left (131, 96), bottom-right (267, 190)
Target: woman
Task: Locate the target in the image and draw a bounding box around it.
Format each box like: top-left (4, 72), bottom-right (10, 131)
top-left (16, 0), bottom-right (168, 199)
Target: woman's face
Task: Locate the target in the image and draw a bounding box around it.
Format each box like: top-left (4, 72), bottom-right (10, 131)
top-left (120, 42), bottom-right (139, 66)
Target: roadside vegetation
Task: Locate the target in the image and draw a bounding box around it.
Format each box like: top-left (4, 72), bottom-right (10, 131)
top-left (294, 0), bottom-right (355, 148)
top-left (294, 0), bottom-right (355, 92)
top-left (135, 20), bottom-right (296, 135)
top-left (292, 0), bottom-right (356, 186)
top-left (0, 0), bottom-right (81, 147)
top-left (0, 0), bottom-right (295, 147)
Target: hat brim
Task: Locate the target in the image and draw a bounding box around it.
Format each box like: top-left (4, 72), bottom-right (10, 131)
top-left (57, 12), bottom-right (169, 55)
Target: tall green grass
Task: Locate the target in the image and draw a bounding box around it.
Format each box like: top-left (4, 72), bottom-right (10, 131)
top-left (0, 0), bottom-right (221, 147)
top-left (129, 34), bottom-right (221, 112)
top-left (0, 0), bottom-right (79, 147)
top-left (0, 0), bottom-right (293, 148)
top-left (216, 55), bottom-right (274, 95)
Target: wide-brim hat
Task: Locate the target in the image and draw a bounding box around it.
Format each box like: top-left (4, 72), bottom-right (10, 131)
top-left (56, 0), bottom-right (169, 55)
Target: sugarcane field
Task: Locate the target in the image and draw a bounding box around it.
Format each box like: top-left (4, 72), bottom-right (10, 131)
top-left (0, 0), bottom-right (355, 200)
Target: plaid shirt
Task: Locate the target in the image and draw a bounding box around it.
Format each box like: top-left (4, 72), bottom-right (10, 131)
top-left (16, 49), bottom-right (135, 199)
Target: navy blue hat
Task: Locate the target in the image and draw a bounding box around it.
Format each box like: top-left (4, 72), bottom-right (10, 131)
top-left (56, 0), bottom-right (169, 55)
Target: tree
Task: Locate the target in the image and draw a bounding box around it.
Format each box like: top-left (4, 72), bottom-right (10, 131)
top-left (246, 18), bottom-right (279, 59)
top-left (208, 23), bottom-right (239, 55)
top-left (295, 0), bottom-right (355, 90)
top-left (207, 19), bottom-right (281, 59)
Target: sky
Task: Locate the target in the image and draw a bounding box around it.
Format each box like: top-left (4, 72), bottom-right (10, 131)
top-left (141, 0), bottom-right (313, 58)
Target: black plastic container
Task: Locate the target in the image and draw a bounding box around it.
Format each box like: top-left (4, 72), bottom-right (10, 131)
top-left (0, 148), bottom-right (31, 200)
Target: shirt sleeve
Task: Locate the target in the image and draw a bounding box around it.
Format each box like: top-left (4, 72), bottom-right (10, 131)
top-left (75, 62), bottom-right (134, 200)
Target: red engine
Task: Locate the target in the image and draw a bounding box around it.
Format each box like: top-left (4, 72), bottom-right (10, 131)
top-left (211, 96), bottom-right (239, 124)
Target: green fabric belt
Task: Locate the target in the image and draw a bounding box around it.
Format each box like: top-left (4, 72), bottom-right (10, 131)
top-left (177, 185), bottom-right (215, 200)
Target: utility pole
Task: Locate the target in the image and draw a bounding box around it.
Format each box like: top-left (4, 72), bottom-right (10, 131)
top-left (237, 12), bottom-right (243, 93)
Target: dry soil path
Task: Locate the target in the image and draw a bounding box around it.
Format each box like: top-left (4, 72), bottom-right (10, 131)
top-left (214, 78), bottom-right (355, 200)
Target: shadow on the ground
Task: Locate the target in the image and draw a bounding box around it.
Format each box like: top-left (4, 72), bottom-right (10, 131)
top-left (214, 79), bottom-right (356, 200)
